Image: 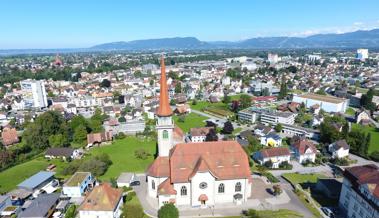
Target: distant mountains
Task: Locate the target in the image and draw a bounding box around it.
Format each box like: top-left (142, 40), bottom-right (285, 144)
top-left (92, 29), bottom-right (379, 50)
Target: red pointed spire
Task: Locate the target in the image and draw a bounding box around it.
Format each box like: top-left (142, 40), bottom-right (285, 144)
top-left (157, 54), bottom-right (173, 117)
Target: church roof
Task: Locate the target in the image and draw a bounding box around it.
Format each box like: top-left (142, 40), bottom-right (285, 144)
top-left (156, 55), bottom-right (173, 117)
top-left (168, 141), bottom-right (251, 183)
top-left (146, 156), bottom-right (170, 178)
top-left (158, 178), bottom-right (177, 195)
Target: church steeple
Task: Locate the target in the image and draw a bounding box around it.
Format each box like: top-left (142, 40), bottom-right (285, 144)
top-left (157, 55), bottom-right (173, 117)
top-left (156, 54), bottom-right (174, 157)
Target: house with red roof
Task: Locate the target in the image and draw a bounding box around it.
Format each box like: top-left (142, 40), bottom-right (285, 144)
top-left (1, 127), bottom-right (19, 147)
top-left (291, 139), bottom-right (317, 163)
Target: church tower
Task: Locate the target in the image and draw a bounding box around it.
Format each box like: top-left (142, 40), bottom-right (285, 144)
top-left (156, 55), bottom-right (174, 157)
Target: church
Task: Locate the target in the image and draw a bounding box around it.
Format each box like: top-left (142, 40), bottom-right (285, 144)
top-left (146, 55), bottom-right (253, 208)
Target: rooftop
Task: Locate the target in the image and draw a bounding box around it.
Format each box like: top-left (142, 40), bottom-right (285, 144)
top-left (64, 172), bottom-right (91, 187)
top-left (298, 93), bottom-right (346, 104)
top-left (18, 171), bottom-right (55, 190)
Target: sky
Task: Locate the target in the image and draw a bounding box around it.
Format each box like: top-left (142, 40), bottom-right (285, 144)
top-left (1, 0), bottom-right (379, 49)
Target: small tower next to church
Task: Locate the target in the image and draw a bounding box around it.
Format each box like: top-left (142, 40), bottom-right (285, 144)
top-left (156, 55), bottom-right (174, 157)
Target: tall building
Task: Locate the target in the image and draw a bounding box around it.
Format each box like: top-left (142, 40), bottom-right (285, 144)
top-left (356, 48), bottom-right (369, 61)
top-left (268, 53), bottom-right (279, 64)
top-left (147, 55), bottom-right (253, 208)
top-left (20, 79), bottom-right (48, 108)
top-left (156, 55), bottom-right (174, 157)
top-left (338, 164), bottom-right (379, 218)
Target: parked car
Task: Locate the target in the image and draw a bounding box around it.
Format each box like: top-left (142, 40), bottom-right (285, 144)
top-left (321, 207), bottom-right (335, 218)
top-left (130, 181), bottom-right (140, 186)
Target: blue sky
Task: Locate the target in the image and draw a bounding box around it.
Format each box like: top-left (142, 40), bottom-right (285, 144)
top-left (1, 0), bottom-right (379, 49)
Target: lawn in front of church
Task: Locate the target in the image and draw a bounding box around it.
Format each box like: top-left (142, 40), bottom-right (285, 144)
top-left (173, 112), bottom-right (208, 133)
top-left (90, 136), bottom-right (157, 181)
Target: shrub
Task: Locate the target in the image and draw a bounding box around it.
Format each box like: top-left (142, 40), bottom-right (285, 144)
top-left (115, 132), bottom-right (126, 139)
top-left (125, 191), bottom-right (136, 202)
top-left (134, 149), bottom-right (151, 160)
top-left (370, 151), bottom-right (379, 161)
top-left (122, 204), bottom-right (144, 218)
top-left (158, 203), bottom-right (179, 218)
top-left (64, 205), bottom-right (77, 218)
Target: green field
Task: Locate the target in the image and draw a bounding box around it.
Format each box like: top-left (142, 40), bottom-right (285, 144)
top-left (173, 113), bottom-right (207, 133)
top-left (190, 101), bottom-right (228, 111)
top-left (0, 159), bottom-right (48, 193)
top-left (90, 137), bottom-right (156, 180)
top-left (352, 123), bottom-right (379, 154)
top-left (282, 173), bottom-right (327, 186)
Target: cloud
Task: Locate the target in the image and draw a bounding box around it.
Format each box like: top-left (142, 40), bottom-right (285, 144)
top-left (353, 21), bottom-right (364, 26)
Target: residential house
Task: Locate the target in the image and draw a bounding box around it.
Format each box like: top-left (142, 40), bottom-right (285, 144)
top-left (260, 132), bottom-right (282, 147)
top-left (355, 110), bottom-right (370, 125)
top-left (17, 171), bottom-right (59, 196)
top-left (63, 172), bottom-right (95, 198)
top-left (0, 195), bottom-right (11, 213)
top-left (79, 183), bottom-right (123, 218)
top-left (292, 139), bottom-right (317, 163)
top-left (189, 127), bottom-right (214, 143)
top-left (254, 147), bottom-right (290, 168)
top-left (45, 147), bottom-right (80, 160)
top-left (18, 193), bottom-right (60, 218)
top-left (329, 139), bottom-right (350, 159)
top-left (1, 127), bottom-right (19, 147)
top-left (87, 131), bottom-right (113, 147)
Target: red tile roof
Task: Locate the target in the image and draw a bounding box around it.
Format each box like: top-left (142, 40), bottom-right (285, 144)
top-left (293, 139), bottom-right (317, 155)
top-left (146, 157), bottom-right (170, 178)
top-left (1, 127), bottom-right (19, 146)
top-left (158, 178), bottom-right (177, 195)
top-left (169, 141), bottom-right (252, 183)
top-left (79, 183), bottom-right (123, 211)
top-left (260, 147), bottom-right (290, 158)
top-left (344, 164), bottom-right (379, 199)
top-left (87, 131), bottom-right (112, 145)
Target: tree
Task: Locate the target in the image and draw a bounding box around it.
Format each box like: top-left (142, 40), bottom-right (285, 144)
top-left (175, 82), bottom-right (182, 94)
top-left (79, 159), bottom-right (107, 176)
top-left (239, 94), bottom-right (252, 109)
top-left (110, 177), bottom-right (118, 188)
top-left (168, 71), bottom-right (179, 80)
top-left (158, 203), bottom-right (179, 218)
top-left (64, 205), bottom-right (77, 218)
top-left (278, 76), bottom-right (288, 100)
top-left (223, 93), bottom-right (231, 104)
top-left (273, 184), bottom-right (282, 196)
top-left (178, 115), bottom-right (186, 123)
top-left (274, 123), bottom-right (283, 133)
top-left (222, 121), bottom-right (234, 134)
top-left (70, 115), bottom-right (88, 131)
top-left (100, 79), bottom-right (111, 88)
top-left (73, 125), bottom-right (88, 145)
top-left (133, 70), bottom-right (142, 78)
top-left (192, 99), bottom-right (197, 105)
top-left (48, 134), bottom-right (69, 147)
top-left (205, 128), bottom-right (218, 141)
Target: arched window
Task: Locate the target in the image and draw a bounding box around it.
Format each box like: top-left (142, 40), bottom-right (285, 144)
top-left (235, 182), bottom-right (241, 192)
top-left (163, 130), bottom-right (169, 139)
top-left (181, 186), bottom-right (187, 196)
top-left (152, 180), bottom-right (155, 190)
top-left (218, 183), bottom-right (225, 193)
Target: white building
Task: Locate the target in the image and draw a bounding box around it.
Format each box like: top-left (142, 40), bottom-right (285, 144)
top-left (63, 172), bottom-right (94, 198)
top-left (254, 147), bottom-right (290, 169)
top-left (189, 127), bottom-right (213, 143)
top-left (116, 173), bottom-right (135, 188)
top-left (79, 183), bottom-right (123, 218)
top-left (338, 165), bottom-right (379, 218)
top-left (146, 55), bottom-right (252, 208)
top-left (328, 140), bottom-right (350, 159)
top-left (20, 79), bottom-right (48, 108)
top-left (238, 108), bottom-right (258, 124)
top-left (292, 93), bottom-right (349, 113)
top-left (356, 48), bottom-right (369, 61)
top-left (292, 139), bottom-right (317, 163)
top-left (268, 53), bottom-right (279, 64)
top-left (260, 110), bottom-right (296, 125)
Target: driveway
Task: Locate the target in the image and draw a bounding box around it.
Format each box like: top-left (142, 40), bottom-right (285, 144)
top-left (133, 175), bottom-right (314, 218)
top-left (270, 161), bottom-right (333, 177)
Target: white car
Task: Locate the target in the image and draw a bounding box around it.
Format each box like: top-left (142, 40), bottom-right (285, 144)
top-left (321, 207), bottom-right (335, 218)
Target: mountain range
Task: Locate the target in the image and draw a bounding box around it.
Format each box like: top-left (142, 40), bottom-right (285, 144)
top-left (92, 28), bottom-right (379, 50)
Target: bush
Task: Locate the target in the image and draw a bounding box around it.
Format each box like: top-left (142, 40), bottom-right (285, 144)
top-left (122, 204), bottom-right (144, 218)
top-left (370, 151), bottom-right (379, 161)
top-left (332, 157), bottom-right (349, 166)
top-left (134, 149), bottom-right (151, 160)
top-left (158, 203), bottom-right (179, 218)
top-left (262, 171), bottom-right (279, 183)
top-left (125, 191), bottom-right (136, 202)
top-left (279, 161), bottom-right (293, 170)
top-left (64, 205), bottom-right (77, 218)
top-left (115, 132), bottom-right (126, 139)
